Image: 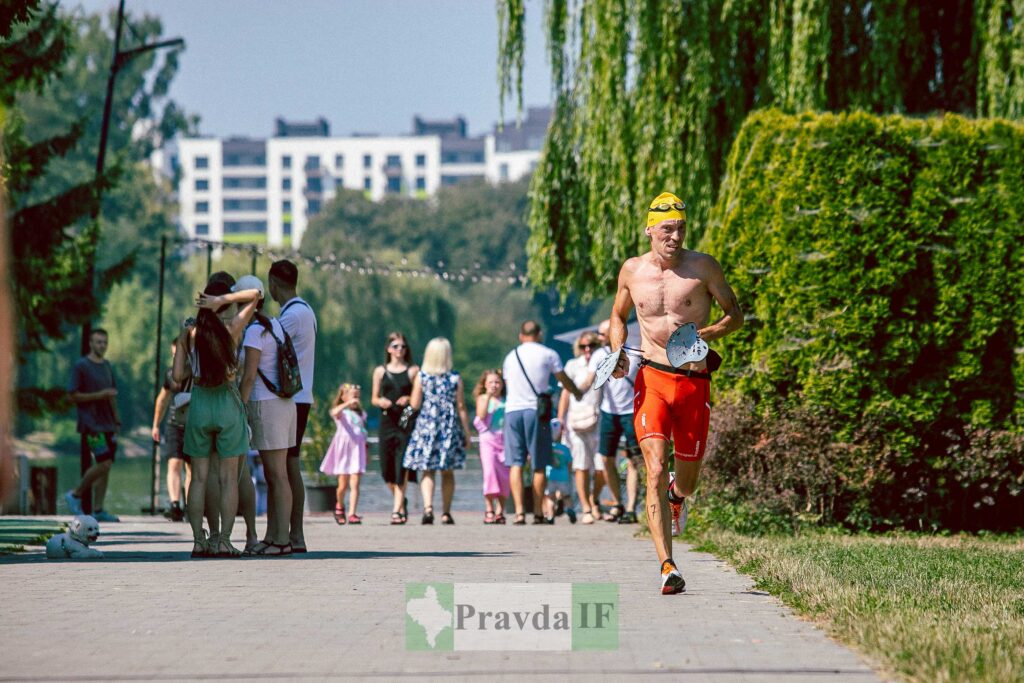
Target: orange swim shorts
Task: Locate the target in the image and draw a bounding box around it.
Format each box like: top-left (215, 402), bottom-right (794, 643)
top-left (632, 361), bottom-right (711, 461)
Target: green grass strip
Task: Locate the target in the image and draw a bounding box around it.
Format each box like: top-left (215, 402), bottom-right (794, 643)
top-left (0, 519), bottom-right (64, 555)
top-left (694, 529), bottom-right (1024, 682)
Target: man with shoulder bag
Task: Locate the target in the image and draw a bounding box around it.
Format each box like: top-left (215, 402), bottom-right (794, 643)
top-left (501, 320), bottom-right (583, 525)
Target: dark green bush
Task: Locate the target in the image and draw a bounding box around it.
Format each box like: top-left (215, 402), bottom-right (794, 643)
top-left (701, 109), bottom-right (1024, 531)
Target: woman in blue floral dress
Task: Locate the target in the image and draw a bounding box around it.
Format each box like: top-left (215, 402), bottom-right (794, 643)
top-left (403, 337), bottom-right (471, 525)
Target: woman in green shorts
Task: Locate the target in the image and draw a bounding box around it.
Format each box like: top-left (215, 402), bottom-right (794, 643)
top-left (174, 280), bottom-right (261, 558)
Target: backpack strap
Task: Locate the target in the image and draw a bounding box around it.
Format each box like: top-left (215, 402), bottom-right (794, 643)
top-left (253, 319), bottom-right (287, 394)
top-left (281, 298), bottom-right (317, 333)
top-left (514, 347), bottom-right (540, 398)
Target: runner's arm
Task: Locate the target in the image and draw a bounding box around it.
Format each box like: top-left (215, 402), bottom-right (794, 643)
top-left (700, 256), bottom-right (743, 342)
top-left (554, 369), bottom-right (582, 402)
top-left (609, 263), bottom-right (635, 377)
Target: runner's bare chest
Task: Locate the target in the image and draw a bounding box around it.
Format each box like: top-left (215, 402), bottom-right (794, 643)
top-left (631, 259), bottom-right (712, 347)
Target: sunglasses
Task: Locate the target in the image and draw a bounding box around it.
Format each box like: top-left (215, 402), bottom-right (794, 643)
top-left (649, 201), bottom-right (686, 212)
top-left (581, 343), bottom-right (600, 350)
top-left (389, 343), bottom-right (407, 349)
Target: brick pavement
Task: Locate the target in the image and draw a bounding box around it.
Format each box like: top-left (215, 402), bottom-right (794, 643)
top-left (0, 515), bottom-right (880, 681)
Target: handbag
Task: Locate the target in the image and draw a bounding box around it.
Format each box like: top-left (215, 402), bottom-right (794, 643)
top-left (568, 403), bottom-right (600, 432)
top-left (514, 348), bottom-right (553, 420)
top-left (398, 405), bottom-right (418, 433)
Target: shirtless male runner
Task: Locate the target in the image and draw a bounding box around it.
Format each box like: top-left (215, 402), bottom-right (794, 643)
top-left (608, 191), bottom-right (743, 594)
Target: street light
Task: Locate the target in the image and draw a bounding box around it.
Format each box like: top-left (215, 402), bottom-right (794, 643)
top-left (78, 0), bottom-right (184, 513)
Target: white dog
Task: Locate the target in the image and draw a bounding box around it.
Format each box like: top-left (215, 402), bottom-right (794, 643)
top-left (46, 515), bottom-right (103, 559)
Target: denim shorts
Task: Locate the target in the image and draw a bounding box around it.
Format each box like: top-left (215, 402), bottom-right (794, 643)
top-left (503, 409), bottom-right (552, 470)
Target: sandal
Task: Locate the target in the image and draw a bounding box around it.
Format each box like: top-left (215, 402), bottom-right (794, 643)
top-left (603, 504), bottom-right (625, 522)
top-left (347, 514), bottom-right (362, 524)
top-left (390, 512), bottom-right (406, 525)
top-left (244, 541), bottom-right (293, 557)
top-left (190, 530), bottom-right (212, 558)
top-left (215, 535), bottom-right (242, 558)
top-left (581, 510), bottom-right (596, 525)
top-left (483, 511), bottom-right (496, 524)
top-left (441, 512), bottom-right (455, 525)
top-left (494, 513), bottom-right (507, 525)
top-left (334, 505), bottom-right (346, 525)
top-left (512, 513), bottom-right (526, 525)
top-left (422, 507), bottom-right (434, 525)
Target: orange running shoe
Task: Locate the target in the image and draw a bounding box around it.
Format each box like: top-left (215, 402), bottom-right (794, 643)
top-left (660, 558), bottom-right (686, 595)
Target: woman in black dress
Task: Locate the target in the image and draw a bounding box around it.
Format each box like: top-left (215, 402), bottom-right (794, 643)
top-left (370, 332), bottom-right (419, 524)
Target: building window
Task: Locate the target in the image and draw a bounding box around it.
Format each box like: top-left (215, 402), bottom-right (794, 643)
top-left (308, 199), bottom-right (321, 215)
top-left (335, 154), bottom-right (344, 168)
top-left (224, 220), bottom-right (267, 234)
top-left (363, 176), bottom-right (372, 190)
top-left (224, 153), bottom-right (265, 166)
top-left (385, 154), bottom-right (401, 168)
top-left (195, 156), bottom-right (209, 169)
top-left (282, 178), bottom-right (291, 190)
top-left (195, 179), bottom-right (209, 191)
top-left (283, 221), bottom-right (292, 236)
top-left (363, 154), bottom-right (372, 169)
top-left (386, 177), bottom-right (402, 193)
top-left (195, 201), bottom-right (209, 213)
top-left (499, 163), bottom-right (509, 181)
top-left (306, 177), bottom-right (323, 192)
top-left (223, 176), bottom-right (266, 189)
top-left (305, 155), bottom-right (320, 170)
top-left (282, 200), bottom-right (291, 212)
top-left (223, 198), bottom-right (267, 212)
top-left (282, 155), bottom-right (291, 168)
top-left (415, 176), bottom-right (426, 191)
top-left (195, 223), bottom-right (209, 236)
top-left (415, 154), bottom-right (426, 167)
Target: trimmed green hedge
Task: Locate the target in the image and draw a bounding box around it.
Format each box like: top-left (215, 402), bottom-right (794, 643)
top-left (701, 109), bottom-right (1024, 530)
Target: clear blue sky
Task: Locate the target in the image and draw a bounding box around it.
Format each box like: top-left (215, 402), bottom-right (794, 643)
top-left (71, 0), bottom-right (553, 138)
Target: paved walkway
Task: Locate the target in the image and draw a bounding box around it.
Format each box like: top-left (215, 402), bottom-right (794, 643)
top-left (0, 515), bottom-right (879, 681)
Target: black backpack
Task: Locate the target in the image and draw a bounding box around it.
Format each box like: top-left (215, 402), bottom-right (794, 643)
top-left (254, 317), bottom-right (303, 398)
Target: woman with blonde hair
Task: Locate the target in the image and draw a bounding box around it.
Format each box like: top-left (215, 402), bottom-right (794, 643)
top-left (402, 337), bottom-right (470, 524)
top-left (557, 330), bottom-right (602, 524)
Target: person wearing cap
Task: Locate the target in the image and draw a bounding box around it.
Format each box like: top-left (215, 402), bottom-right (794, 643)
top-left (234, 274), bottom-right (297, 556)
top-left (606, 191), bottom-right (744, 594)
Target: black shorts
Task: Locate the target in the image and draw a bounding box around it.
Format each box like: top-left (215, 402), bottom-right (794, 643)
top-left (162, 424), bottom-right (186, 461)
top-left (85, 432), bottom-right (117, 463)
top-left (287, 403), bottom-right (312, 458)
top-left (598, 412), bottom-right (639, 459)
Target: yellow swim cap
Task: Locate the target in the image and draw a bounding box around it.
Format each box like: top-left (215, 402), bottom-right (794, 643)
top-left (647, 192), bottom-right (687, 228)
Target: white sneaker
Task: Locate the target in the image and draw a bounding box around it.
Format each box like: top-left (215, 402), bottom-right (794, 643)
top-left (65, 491), bottom-right (83, 516)
top-left (660, 559), bottom-right (686, 595)
top-left (93, 509), bottom-right (120, 522)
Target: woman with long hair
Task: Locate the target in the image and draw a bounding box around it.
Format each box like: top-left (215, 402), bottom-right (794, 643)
top-left (403, 337), bottom-right (470, 524)
top-left (472, 369), bottom-right (510, 523)
top-left (370, 332), bottom-right (419, 524)
top-left (174, 280), bottom-right (261, 558)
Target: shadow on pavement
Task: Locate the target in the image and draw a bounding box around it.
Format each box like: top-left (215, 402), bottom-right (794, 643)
top-left (0, 549), bottom-right (516, 564)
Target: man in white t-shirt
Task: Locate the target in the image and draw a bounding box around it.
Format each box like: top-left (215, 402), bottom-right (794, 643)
top-left (578, 320), bottom-right (642, 523)
top-left (269, 260), bottom-right (317, 552)
top-left (501, 320), bottom-right (583, 524)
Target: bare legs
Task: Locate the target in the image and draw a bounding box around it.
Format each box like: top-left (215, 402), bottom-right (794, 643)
top-left (166, 458), bottom-right (185, 507)
top-left (574, 467), bottom-right (592, 516)
top-left (187, 458), bottom-right (210, 551)
top-left (237, 463), bottom-right (258, 548)
top-left (262, 449), bottom-right (291, 545)
top-left (286, 457), bottom-right (305, 548)
top-left (641, 439), bottom-right (702, 564)
top-left (336, 473), bottom-right (361, 516)
top-left (419, 470), bottom-right (435, 512)
top-left (216, 455), bottom-right (241, 553)
top-left (510, 465), bottom-right (525, 517)
top-left (441, 470), bottom-right (454, 516)
top-left (73, 460), bottom-right (112, 510)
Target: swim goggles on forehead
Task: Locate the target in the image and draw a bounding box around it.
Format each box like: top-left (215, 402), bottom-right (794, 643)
top-left (649, 201), bottom-right (686, 213)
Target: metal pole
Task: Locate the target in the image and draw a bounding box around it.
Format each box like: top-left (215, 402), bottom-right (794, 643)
top-left (148, 235), bottom-right (167, 515)
top-left (79, 0), bottom-right (127, 512)
top-left (251, 246), bottom-right (257, 275)
top-left (206, 242), bottom-right (213, 280)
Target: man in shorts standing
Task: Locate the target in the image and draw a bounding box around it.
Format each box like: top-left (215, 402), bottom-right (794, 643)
top-left (268, 259), bottom-right (317, 552)
top-left (65, 328), bottom-right (121, 522)
top-left (502, 320), bottom-right (583, 524)
top-left (151, 338), bottom-right (191, 521)
top-left (608, 192), bottom-right (743, 594)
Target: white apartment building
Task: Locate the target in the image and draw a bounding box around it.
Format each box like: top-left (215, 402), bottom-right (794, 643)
top-left (164, 109), bottom-right (549, 248)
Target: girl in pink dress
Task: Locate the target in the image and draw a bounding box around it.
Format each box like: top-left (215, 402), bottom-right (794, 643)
top-left (320, 383), bottom-right (367, 524)
top-left (472, 370), bottom-right (510, 524)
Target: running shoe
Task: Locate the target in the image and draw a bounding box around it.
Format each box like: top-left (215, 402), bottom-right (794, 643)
top-left (93, 509), bottom-right (120, 522)
top-left (660, 559), bottom-right (686, 595)
top-left (617, 511), bottom-right (637, 524)
top-left (65, 491), bottom-right (83, 516)
top-left (667, 474), bottom-right (688, 536)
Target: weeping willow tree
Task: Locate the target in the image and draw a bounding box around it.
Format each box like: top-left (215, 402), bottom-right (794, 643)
top-left (499, 0), bottom-right (1024, 298)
